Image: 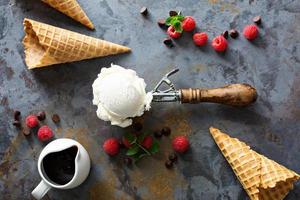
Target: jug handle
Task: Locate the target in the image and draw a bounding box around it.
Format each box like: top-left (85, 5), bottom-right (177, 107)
top-left (31, 180), bottom-right (51, 200)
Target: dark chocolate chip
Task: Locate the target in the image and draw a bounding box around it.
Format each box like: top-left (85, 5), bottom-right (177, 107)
top-left (163, 38), bottom-right (173, 47)
top-left (154, 130), bottom-right (163, 138)
top-left (13, 120), bottom-right (21, 127)
top-left (253, 16), bottom-right (262, 25)
top-left (169, 10), bottom-right (178, 17)
top-left (119, 140), bottom-right (125, 148)
top-left (222, 30), bottom-right (229, 39)
top-left (161, 127), bottom-right (171, 136)
top-left (14, 110), bottom-right (21, 120)
top-left (51, 114), bottom-right (60, 123)
top-left (140, 7), bottom-right (148, 15)
top-left (133, 122), bottom-right (143, 131)
top-left (37, 111), bottom-right (46, 121)
top-left (168, 153), bottom-right (178, 162)
top-left (157, 19), bottom-right (167, 28)
top-left (22, 128), bottom-right (31, 136)
top-left (165, 160), bottom-right (173, 169)
top-left (229, 29), bottom-right (239, 38)
top-left (123, 157), bottom-right (132, 166)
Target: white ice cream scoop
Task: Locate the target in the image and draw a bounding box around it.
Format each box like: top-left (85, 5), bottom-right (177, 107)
top-left (92, 65), bottom-right (257, 128)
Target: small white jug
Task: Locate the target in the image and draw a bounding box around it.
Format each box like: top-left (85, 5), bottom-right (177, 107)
top-left (32, 138), bottom-right (91, 200)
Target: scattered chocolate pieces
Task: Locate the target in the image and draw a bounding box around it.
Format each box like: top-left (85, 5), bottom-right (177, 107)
top-left (165, 160), bottom-right (173, 169)
top-left (123, 157), bottom-right (132, 166)
top-left (51, 114), bottom-right (60, 123)
top-left (157, 19), bottom-right (167, 28)
top-left (253, 16), bottom-right (262, 25)
top-left (161, 127), bottom-right (171, 136)
top-left (169, 10), bottom-right (178, 17)
top-left (163, 38), bottom-right (173, 47)
top-left (229, 29), bottom-right (239, 38)
top-left (133, 122), bottom-right (143, 131)
top-left (168, 153), bottom-right (178, 162)
top-left (13, 120), bottom-right (21, 127)
top-left (14, 110), bottom-right (21, 120)
top-left (154, 130), bottom-right (163, 138)
top-left (222, 30), bottom-right (229, 39)
top-left (37, 111), bottom-right (46, 121)
top-left (140, 6), bottom-right (148, 15)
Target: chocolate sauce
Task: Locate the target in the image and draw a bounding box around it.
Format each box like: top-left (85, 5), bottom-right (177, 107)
top-left (42, 146), bottom-right (78, 185)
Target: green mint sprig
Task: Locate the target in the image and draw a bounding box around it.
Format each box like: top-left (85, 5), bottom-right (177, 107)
top-left (165, 12), bottom-right (185, 33)
top-left (124, 132), bottom-right (159, 163)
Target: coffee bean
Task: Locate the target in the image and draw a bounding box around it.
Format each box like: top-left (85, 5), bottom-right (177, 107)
top-left (154, 130), bottom-right (163, 138)
top-left (165, 160), bottom-right (173, 169)
top-left (253, 16), bottom-right (261, 25)
top-left (161, 127), bottom-right (171, 136)
top-left (14, 110), bottom-right (21, 120)
top-left (37, 111), bottom-right (46, 121)
top-left (140, 7), bottom-right (148, 15)
top-left (163, 38), bottom-right (173, 47)
top-left (13, 120), bottom-right (21, 127)
top-left (229, 29), bottom-right (239, 39)
top-left (52, 114), bottom-right (60, 123)
top-left (157, 19), bottom-right (167, 28)
top-left (222, 30), bottom-right (229, 39)
top-left (22, 128), bottom-right (31, 136)
top-left (168, 153), bottom-right (178, 162)
top-left (133, 122), bottom-right (143, 131)
top-left (123, 157), bottom-right (132, 166)
top-left (169, 10), bottom-right (178, 17)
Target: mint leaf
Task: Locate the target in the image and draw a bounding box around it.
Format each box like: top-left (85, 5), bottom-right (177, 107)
top-left (132, 152), bottom-right (148, 163)
top-left (165, 17), bottom-right (173, 26)
top-left (124, 133), bottom-right (136, 143)
top-left (149, 141), bottom-right (159, 154)
top-left (176, 15), bottom-right (185, 21)
top-left (137, 132), bottom-right (146, 143)
top-left (126, 145), bottom-right (139, 156)
top-left (173, 21), bottom-right (183, 33)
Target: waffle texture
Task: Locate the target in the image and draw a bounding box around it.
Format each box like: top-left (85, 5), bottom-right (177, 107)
top-left (22, 18), bottom-right (130, 69)
top-left (210, 127), bottom-right (299, 200)
top-left (42, 0), bottom-right (94, 29)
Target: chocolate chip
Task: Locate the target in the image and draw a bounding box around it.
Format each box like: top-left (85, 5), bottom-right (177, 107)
top-left (154, 130), bottom-right (163, 138)
top-left (133, 122), bottom-right (143, 131)
top-left (161, 127), bottom-right (171, 136)
top-left (163, 38), bottom-right (173, 47)
top-left (169, 10), bottom-right (178, 17)
top-left (119, 140), bottom-right (125, 148)
top-left (157, 19), bottom-right (167, 28)
top-left (14, 110), bottom-right (21, 120)
top-left (168, 153), bottom-right (178, 162)
top-left (37, 111), bottom-right (46, 121)
top-left (165, 160), bottom-right (173, 169)
top-left (222, 30), bottom-right (229, 39)
top-left (123, 157), bottom-right (132, 166)
top-left (51, 114), bottom-right (60, 123)
top-left (13, 120), bottom-right (21, 127)
top-left (22, 128), bottom-right (31, 136)
top-left (253, 16), bottom-right (261, 25)
top-left (140, 7), bottom-right (148, 15)
top-left (229, 29), bottom-right (239, 39)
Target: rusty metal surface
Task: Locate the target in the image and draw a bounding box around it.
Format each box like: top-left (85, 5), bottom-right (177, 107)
top-left (1, 0), bottom-right (300, 199)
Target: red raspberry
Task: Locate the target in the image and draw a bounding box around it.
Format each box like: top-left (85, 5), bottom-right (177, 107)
top-left (37, 125), bottom-right (53, 142)
top-left (172, 136), bottom-right (189, 153)
top-left (122, 137), bottom-right (131, 148)
top-left (182, 16), bottom-right (196, 32)
top-left (141, 136), bottom-right (153, 149)
top-left (25, 115), bottom-right (39, 128)
top-left (167, 26), bottom-right (181, 39)
top-left (243, 24), bottom-right (259, 40)
top-left (211, 35), bottom-right (228, 52)
top-left (103, 138), bottom-right (120, 156)
top-left (193, 32), bottom-right (208, 46)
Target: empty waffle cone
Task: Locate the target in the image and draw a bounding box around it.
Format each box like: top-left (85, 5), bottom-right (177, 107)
top-left (41, 0), bottom-right (94, 29)
top-left (22, 18), bottom-right (130, 69)
top-left (209, 127), bottom-right (299, 200)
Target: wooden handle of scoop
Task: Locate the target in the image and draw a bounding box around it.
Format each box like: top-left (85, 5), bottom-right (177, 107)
top-left (180, 83), bottom-right (257, 106)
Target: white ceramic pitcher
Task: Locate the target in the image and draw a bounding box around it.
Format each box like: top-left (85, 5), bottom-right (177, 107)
top-left (31, 138), bottom-right (91, 200)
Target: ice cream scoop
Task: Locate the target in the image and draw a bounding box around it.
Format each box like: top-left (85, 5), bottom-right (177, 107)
top-left (93, 66), bottom-right (257, 128)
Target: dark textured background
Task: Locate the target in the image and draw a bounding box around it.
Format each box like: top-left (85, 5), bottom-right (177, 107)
top-left (1, 0), bottom-right (300, 199)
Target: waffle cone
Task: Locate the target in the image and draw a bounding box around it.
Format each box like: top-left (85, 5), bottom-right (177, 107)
top-left (42, 0), bottom-right (94, 29)
top-left (22, 18), bottom-right (130, 69)
top-left (210, 127), bottom-right (299, 200)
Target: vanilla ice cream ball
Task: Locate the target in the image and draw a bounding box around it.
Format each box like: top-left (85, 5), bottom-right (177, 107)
top-left (92, 64), bottom-right (153, 127)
